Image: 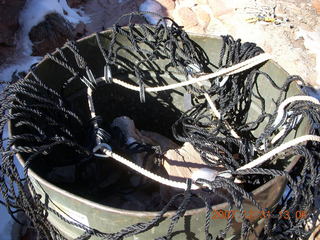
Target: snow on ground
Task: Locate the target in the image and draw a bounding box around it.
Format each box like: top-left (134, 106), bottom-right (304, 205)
top-left (0, 56), bottom-right (41, 82)
top-left (19, 0), bottom-right (89, 56)
top-left (0, 0), bottom-right (90, 83)
top-left (0, 1), bottom-right (90, 239)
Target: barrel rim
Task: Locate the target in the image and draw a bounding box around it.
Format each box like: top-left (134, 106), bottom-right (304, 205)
top-left (9, 29), bottom-right (305, 218)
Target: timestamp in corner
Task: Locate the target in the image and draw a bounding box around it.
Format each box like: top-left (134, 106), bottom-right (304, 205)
top-left (211, 209), bottom-right (307, 220)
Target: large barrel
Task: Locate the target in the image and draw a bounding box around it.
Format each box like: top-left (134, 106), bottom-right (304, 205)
top-left (9, 28), bottom-right (308, 240)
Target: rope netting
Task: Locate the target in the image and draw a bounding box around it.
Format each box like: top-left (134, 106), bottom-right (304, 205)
top-left (1, 12), bottom-right (320, 240)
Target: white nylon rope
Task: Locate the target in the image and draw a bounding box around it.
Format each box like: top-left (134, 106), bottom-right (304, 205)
top-left (98, 53), bottom-right (271, 93)
top-left (93, 134), bottom-right (320, 190)
top-left (94, 146), bottom-right (200, 190)
top-left (87, 88), bottom-right (99, 139)
top-left (237, 135), bottom-right (320, 171)
top-left (196, 78), bottom-right (240, 139)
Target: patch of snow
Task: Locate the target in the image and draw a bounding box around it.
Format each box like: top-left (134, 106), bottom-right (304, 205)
top-left (19, 0), bottom-right (90, 56)
top-left (0, 0), bottom-right (90, 83)
top-left (139, 0), bottom-right (163, 25)
top-left (0, 56), bottom-right (41, 82)
top-left (0, 0), bottom-right (91, 83)
top-left (296, 29), bottom-right (320, 87)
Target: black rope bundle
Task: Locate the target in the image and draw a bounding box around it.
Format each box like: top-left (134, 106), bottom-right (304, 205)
top-left (1, 12), bottom-right (320, 240)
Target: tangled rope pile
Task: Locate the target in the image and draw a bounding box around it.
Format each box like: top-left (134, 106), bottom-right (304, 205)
top-left (1, 12), bottom-right (320, 240)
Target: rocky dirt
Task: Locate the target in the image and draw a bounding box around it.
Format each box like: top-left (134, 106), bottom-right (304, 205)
top-left (78, 0), bottom-right (320, 87)
top-left (0, 0), bottom-right (26, 65)
top-left (0, 0), bottom-right (319, 88)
